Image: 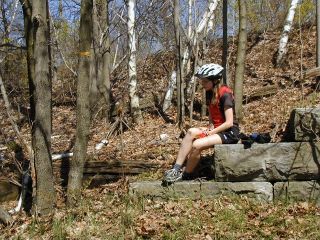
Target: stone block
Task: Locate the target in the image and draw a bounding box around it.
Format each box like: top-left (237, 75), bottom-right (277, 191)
top-left (274, 181), bottom-right (320, 205)
top-left (129, 181), bottom-right (273, 202)
top-left (214, 142), bottom-right (320, 182)
top-left (284, 108), bottom-right (320, 141)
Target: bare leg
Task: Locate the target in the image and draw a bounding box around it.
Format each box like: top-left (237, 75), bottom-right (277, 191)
top-left (184, 148), bottom-right (201, 173)
top-left (175, 128), bottom-right (203, 165)
top-left (185, 134), bottom-right (222, 173)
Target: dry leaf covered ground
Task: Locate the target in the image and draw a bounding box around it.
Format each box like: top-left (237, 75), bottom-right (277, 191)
top-left (0, 27), bottom-right (320, 238)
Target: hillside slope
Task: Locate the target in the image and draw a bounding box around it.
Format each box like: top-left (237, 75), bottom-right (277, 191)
top-left (0, 26), bottom-right (319, 179)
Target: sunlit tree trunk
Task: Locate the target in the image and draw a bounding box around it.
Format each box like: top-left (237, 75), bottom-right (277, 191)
top-left (222, 0), bottom-right (228, 84)
top-left (67, 0), bottom-right (93, 206)
top-left (100, 0), bottom-right (111, 122)
top-left (317, 0), bottom-right (320, 67)
top-left (128, 0), bottom-right (143, 124)
top-left (276, 0), bottom-right (299, 67)
top-left (89, 0), bottom-right (99, 111)
top-left (20, 0), bottom-right (35, 122)
top-left (163, 71), bottom-right (176, 112)
top-left (234, 0), bottom-right (247, 121)
top-left (174, 0), bottom-right (184, 128)
top-left (31, 0), bottom-right (55, 214)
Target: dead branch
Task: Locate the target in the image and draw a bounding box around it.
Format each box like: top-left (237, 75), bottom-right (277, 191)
top-left (0, 72), bottom-right (33, 159)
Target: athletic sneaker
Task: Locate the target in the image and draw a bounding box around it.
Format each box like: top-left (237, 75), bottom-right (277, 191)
top-left (163, 168), bottom-right (183, 183)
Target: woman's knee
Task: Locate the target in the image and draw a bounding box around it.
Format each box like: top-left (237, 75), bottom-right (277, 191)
top-left (192, 140), bottom-right (203, 151)
top-left (187, 128), bottom-right (201, 138)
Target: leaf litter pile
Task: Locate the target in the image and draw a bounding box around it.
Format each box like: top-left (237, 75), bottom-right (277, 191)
top-left (0, 27), bottom-right (320, 238)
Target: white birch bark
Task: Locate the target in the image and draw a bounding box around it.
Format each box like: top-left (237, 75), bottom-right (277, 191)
top-left (162, 71), bottom-right (176, 112)
top-left (276, 0), bottom-right (299, 67)
top-left (206, 2), bottom-right (216, 35)
top-left (183, 0), bottom-right (219, 70)
top-left (186, 0), bottom-right (219, 95)
top-left (182, 0), bottom-right (193, 73)
top-left (196, 0), bottom-right (219, 37)
top-left (128, 0), bottom-right (143, 124)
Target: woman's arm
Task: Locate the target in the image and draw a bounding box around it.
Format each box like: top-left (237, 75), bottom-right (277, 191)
top-left (207, 108), bottom-right (233, 135)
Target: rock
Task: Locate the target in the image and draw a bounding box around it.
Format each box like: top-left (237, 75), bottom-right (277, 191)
top-left (129, 181), bottom-right (273, 202)
top-left (214, 142), bottom-right (320, 182)
top-left (284, 108), bottom-right (320, 141)
top-left (274, 181), bottom-right (320, 205)
top-left (95, 139), bottom-right (109, 150)
top-left (159, 134), bottom-right (169, 142)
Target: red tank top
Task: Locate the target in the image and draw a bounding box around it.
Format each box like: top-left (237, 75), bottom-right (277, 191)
top-left (208, 86), bottom-right (233, 128)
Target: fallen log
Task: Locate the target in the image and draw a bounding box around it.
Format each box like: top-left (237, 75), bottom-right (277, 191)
top-left (304, 67), bottom-right (320, 78)
top-left (243, 85), bottom-right (278, 104)
top-left (53, 160), bottom-right (159, 175)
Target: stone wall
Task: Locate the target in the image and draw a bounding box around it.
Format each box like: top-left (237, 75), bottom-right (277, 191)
top-left (130, 108), bottom-right (320, 204)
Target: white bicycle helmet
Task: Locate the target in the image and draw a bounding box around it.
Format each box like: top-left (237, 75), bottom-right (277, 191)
top-left (195, 63), bottom-right (224, 79)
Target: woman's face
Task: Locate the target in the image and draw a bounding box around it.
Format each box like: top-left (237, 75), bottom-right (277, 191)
top-left (200, 78), bottom-right (214, 91)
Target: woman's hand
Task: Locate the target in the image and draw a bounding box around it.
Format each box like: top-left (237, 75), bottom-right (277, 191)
top-left (199, 126), bottom-right (215, 136)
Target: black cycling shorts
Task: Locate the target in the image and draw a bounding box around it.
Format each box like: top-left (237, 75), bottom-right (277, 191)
top-left (217, 127), bottom-right (240, 144)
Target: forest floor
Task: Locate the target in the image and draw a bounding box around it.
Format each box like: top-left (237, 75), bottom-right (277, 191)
top-left (0, 26), bottom-right (320, 238)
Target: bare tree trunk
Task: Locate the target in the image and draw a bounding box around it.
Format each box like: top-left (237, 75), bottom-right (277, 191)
top-left (186, 0), bottom-right (219, 97)
top-left (276, 0), bottom-right (299, 67)
top-left (128, 0), bottom-right (143, 124)
top-left (31, 0), bottom-right (55, 215)
top-left (20, 0), bottom-right (37, 214)
top-left (89, 40), bottom-right (98, 111)
top-left (174, 0), bottom-right (184, 128)
top-left (67, 0), bottom-right (93, 206)
top-left (234, 0), bottom-right (247, 121)
top-left (189, 43), bottom-right (199, 125)
top-left (20, 0), bottom-right (35, 122)
top-left (317, 0), bottom-right (320, 67)
top-left (222, 0), bottom-right (228, 84)
top-left (89, 1), bottom-right (99, 111)
top-left (186, 0), bottom-right (193, 74)
top-left (100, 0), bottom-right (111, 122)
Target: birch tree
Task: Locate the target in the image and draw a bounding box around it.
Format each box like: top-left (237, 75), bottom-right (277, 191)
top-left (67, 0), bottom-right (93, 206)
top-left (276, 0), bottom-right (300, 67)
top-left (162, 70), bottom-right (176, 112)
top-left (185, 0), bottom-right (219, 96)
top-left (128, 0), bottom-right (143, 124)
top-left (234, 0), bottom-right (247, 120)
